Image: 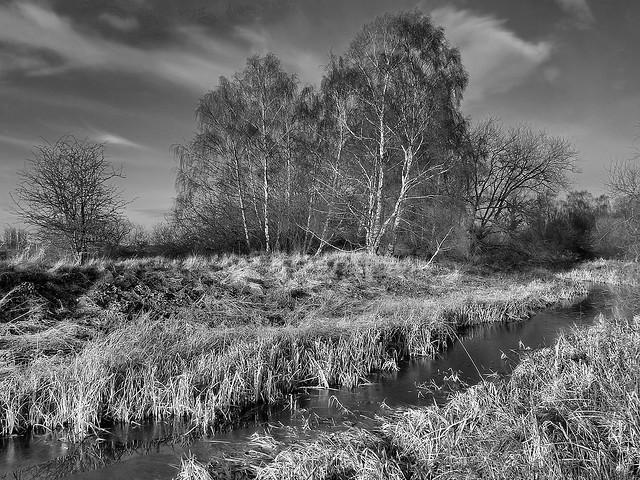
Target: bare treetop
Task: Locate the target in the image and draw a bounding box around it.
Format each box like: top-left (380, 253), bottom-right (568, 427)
top-left (11, 134), bottom-right (131, 262)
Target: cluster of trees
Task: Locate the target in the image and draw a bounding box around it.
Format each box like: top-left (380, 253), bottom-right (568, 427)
top-left (8, 10), bottom-right (640, 264)
top-left (1, 227), bottom-right (29, 251)
top-left (171, 11), bottom-right (579, 260)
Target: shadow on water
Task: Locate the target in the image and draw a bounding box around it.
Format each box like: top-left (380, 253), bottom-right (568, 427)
top-left (1, 285), bottom-right (635, 479)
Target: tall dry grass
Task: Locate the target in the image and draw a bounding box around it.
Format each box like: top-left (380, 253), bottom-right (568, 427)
top-left (0, 252), bottom-right (587, 440)
top-left (560, 259), bottom-right (640, 286)
top-left (240, 317), bottom-right (640, 480)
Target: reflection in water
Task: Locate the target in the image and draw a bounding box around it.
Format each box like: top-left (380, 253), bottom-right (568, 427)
top-left (1, 285), bottom-right (631, 479)
top-left (1, 425), bottom-right (187, 480)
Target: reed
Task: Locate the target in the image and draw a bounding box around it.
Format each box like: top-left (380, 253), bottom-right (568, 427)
top-left (0, 315), bottom-right (441, 438)
top-left (174, 455), bottom-right (214, 480)
top-left (237, 317), bottom-right (640, 480)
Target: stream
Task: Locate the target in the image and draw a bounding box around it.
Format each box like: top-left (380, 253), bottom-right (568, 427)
top-left (0, 285), bottom-right (631, 479)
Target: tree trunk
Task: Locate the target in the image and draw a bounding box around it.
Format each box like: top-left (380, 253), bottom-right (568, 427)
top-left (233, 151), bottom-right (251, 251)
top-left (384, 146), bottom-right (414, 256)
top-left (263, 152), bottom-right (271, 253)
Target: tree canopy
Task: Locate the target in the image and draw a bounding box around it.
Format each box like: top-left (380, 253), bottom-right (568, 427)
top-left (170, 10), bottom-right (581, 261)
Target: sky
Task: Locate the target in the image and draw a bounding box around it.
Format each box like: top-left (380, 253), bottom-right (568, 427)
top-left (0, 0), bottom-right (639, 230)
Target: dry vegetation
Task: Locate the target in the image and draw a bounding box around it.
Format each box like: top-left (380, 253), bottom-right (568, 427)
top-left (0, 252), bottom-right (584, 441)
top-left (167, 258), bottom-right (640, 480)
top-left (217, 318), bottom-right (639, 480)
top-left (559, 258), bottom-right (640, 286)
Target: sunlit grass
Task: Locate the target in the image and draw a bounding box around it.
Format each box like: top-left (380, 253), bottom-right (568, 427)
top-left (216, 317), bottom-right (640, 480)
top-left (174, 455), bottom-right (214, 480)
top-left (0, 252), bottom-right (590, 440)
top-left (560, 259), bottom-right (640, 286)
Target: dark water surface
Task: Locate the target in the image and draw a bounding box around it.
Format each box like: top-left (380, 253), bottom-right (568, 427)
top-left (1, 285), bottom-right (630, 479)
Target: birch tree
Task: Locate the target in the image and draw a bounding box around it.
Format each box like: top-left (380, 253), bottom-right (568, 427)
top-left (175, 54), bottom-right (301, 252)
top-left (175, 77), bottom-right (254, 251)
top-left (322, 11), bottom-right (467, 254)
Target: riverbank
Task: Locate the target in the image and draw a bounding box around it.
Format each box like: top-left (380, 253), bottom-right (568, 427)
top-left (220, 317), bottom-right (639, 480)
top-left (171, 259), bottom-right (639, 480)
top-left (558, 258), bottom-right (640, 286)
top-left (0, 253), bottom-right (585, 440)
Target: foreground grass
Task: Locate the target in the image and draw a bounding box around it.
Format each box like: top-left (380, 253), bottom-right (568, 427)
top-left (194, 318), bottom-right (640, 480)
top-left (0, 253), bottom-right (586, 439)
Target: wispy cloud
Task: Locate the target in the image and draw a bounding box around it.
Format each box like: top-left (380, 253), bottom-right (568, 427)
top-left (0, 2), bottom-right (244, 91)
top-left (431, 7), bottom-right (552, 104)
top-left (554, 0), bottom-right (595, 28)
top-left (0, 134), bottom-right (36, 149)
top-left (232, 24), bottom-right (326, 84)
top-left (99, 12), bottom-right (140, 32)
top-left (91, 130), bottom-right (146, 149)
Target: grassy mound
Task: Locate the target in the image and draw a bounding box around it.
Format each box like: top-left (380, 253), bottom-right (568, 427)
top-left (0, 253), bottom-right (585, 439)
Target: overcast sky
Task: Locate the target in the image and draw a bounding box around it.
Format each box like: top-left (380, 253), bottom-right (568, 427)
top-left (1, 0), bottom-right (638, 229)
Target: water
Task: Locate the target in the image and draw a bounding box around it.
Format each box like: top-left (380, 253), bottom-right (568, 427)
top-left (0, 286), bottom-right (629, 479)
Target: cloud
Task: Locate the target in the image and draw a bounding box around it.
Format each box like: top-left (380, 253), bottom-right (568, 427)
top-left (0, 2), bottom-right (244, 91)
top-left (91, 131), bottom-right (145, 149)
top-left (99, 12), bottom-right (139, 32)
top-left (232, 24), bottom-right (326, 84)
top-left (554, 0), bottom-right (594, 28)
top-left (431, 7), bottom-right (553, 103)
top-left (0, 134), bottom-right (35, 149)
top-left (543, 66), bottom-right (562, 83)
top-left (133, 207), bottom-right (168, 219)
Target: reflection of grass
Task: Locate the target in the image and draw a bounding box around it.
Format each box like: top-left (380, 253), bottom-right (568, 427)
top-left (8, 433), bottom-right (180, 480)
top-left (205, 318), bottom-right (640, 480)
top-left (0, 253), bottom-right (584, 440)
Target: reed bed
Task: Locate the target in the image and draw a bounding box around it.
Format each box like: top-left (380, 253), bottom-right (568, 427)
top-left (560, 259), bottom-right (640, 286)
top-left (0, 252), bottom-right (586, 440)
top-left (0, 315), bottom-right (443, 438)
top-left (206, 317), bottom-right (640, 480)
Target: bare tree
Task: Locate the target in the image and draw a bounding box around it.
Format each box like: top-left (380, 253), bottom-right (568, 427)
top-left (11, 135), bottom-right (130, 263)
top-left (605, 151), bottom-right (640, 258)
top-left (2, 226), bottom-right (29, 251)
top-left (457, 118), bottom-right (579, 250)
top-left (175, 54), bottom-right (301, 253)
top-left (322, 11), bottom-right (467, 254)
top-left (175, 76), bottom-right (255, 252)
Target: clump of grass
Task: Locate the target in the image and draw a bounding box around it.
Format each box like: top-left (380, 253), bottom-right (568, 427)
top-left (257, 429), bottom-right (406, 480)
top-left (174, 455), bottom-right (214, 480)
top-left (242, 317), bottom-right (640, 480)
top-left (8, 245), bottom-right (47, 267)
top-left (0, 313), bottom-right (442, 438)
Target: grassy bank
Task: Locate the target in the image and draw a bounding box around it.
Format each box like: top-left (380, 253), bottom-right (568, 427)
top-left (165, 259), bottom-right (640, 480)
top-left (558, 258), bottom-right (640, 286)
top-left (0, 253), bottom-right (585, 440)
top-left (214, 317), bottom-right (638, 480)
